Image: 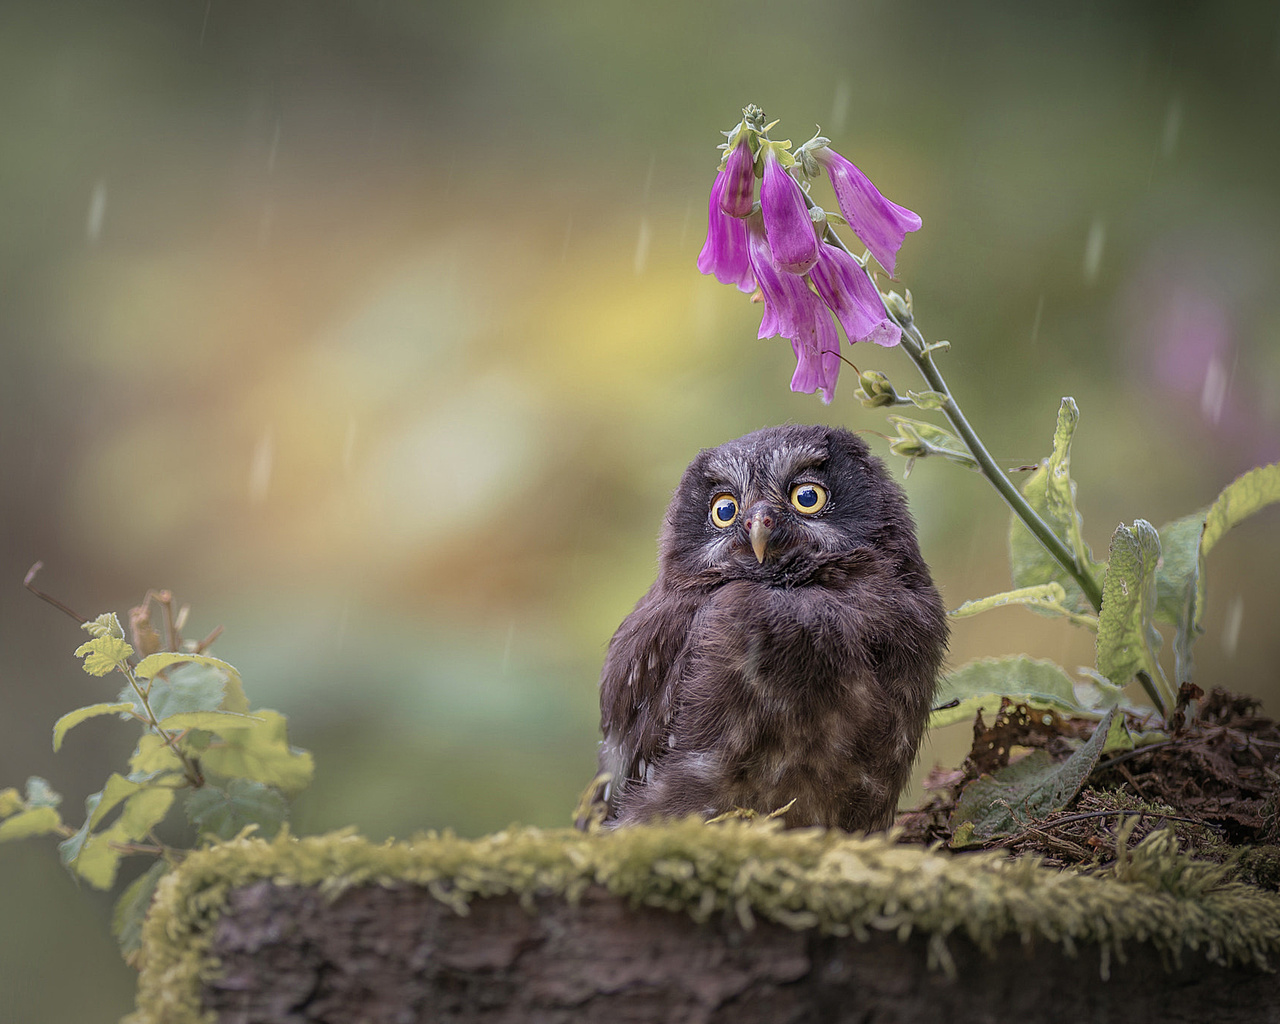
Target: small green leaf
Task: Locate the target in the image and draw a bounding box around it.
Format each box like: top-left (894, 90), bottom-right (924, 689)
top-left (0, 807), bottom-right (64, 842)
top-left (951, 706), bottom-right (1117, 840)
top-left (930, 656), bottom-right (1083, 729)
top-left (24, 777), bottom-right (62, 809)
top-left (128, 735), bottom-right (184, 779)
top-left (112, 787), bottom-right (175, 843)
top-left (1008, 399), bottom-right (1103, 613)
top-left (1096, 520), bottom-right (1170, 711)
top-left (199, 710), bottom-right (314, 795)
top-left (906, 389), bottom-right (948, 410)
top-left (118, 660), bottom-right (230, 721)
top-left (0, 788), bottom-right (23, 818)
top-left (134, 653), bottom-right (247, 715)
top-left (52, 702), bottom-right (136, 752)
top-left (1154, 512), bottom-right (1207, 626)
top-left (885, 415), bottom-right (978, 470)
top-left (69, 833), bottom-right (124, 889)
top-left (81, 613), bottom-right (125, 639)
top-left (74, 636), bottom-right (134, 676)
top-left (113, 860), bottom-right (170, 962)
top-left (157, 710), bottom-right (262, 734)
top-left (1201, 460), bottom-right (1280, 557)
top-left (187, 779), bottom-right (288, 841)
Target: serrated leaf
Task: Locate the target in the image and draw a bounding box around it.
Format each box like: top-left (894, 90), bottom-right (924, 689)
top-left (81, 612), bottom-right (125, 639)
top-left (0, 806), bottom-right (64, 842)
top-left (73, 636), bottom-right (134, 677)
top-left (60, 774), bottom-right (142, 871)
top-left (113, 861), bottom-right (170, 962)
top-left (128, 735), bottom-right (184, 779)
top-left (0, 788), bottom-right (22, 819)
top-left (52, 702), bottom-right (136, 752)
top-left (1008, 399), bottom-right (1103, 613)
top-left (930, 656), bottom-right (1083, 728)
top-left (1096, 520), bottom-right (1171, 711)
top-left (199, 710), bottom-right (314, 795)
top-left (118, 660), bottom-right (228, 721)
top-left (1201, 461), bottom-right (1280, 557)
top-left (24, 777), bottom-right (62, 809)
top-left (187, 779), bottom-right (288, 841)
top-left (134, 652), bottom-right (246, 713)
top-left (951, 706), bottom-right (1117, 840)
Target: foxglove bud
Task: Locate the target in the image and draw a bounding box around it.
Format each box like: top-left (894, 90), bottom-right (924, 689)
top-left (718, 136), bottom-right (756, 218)
top-left (856, 370), bottom-right (900, 408)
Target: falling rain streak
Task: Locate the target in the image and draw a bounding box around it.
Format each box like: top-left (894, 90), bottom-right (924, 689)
top-left (1083, 219), bottom-right (1106, 284)
top-left (634, 217), bottom-right (651, 274)
top-left (86, 180), bottom-right (107, 242)
top-left (249, 427), bottom-right (274, 504)
top-left (1222, 595), bottom-right (1245, 658)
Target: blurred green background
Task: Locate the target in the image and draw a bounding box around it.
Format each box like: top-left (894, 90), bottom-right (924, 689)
top-left (3, 1), bottom-right (1279, 1018)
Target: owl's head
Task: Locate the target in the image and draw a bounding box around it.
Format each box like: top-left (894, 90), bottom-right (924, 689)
top-left (657, 424), bottom-right (925, 588)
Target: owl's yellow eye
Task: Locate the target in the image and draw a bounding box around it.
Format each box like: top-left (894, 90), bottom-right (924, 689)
top-left (710, 494), bottom-right (738, 528)
top-left (789, 483), bottom-right (828, 514)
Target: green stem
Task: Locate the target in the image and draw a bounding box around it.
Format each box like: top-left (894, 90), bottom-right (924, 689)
top-left (119, 663), bottom-right (204, 788)
top-left (800, 190), bottom-right (1104, 613)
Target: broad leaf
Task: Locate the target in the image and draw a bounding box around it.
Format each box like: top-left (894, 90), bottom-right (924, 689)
top-left (157, 710), bottom-right (262, 734)
top-left (1096, 520), bottom-right (1170, 711)
top-left (113, 860), bottom-right (170, 962)
top-left (930, 656), bottom-right (1083, 729)
top-left (66, 833), bottom-right (123, 889)
top-left (199, 710), bottom-right (314, 795)
top-left (128, 735), bottom-right (183, 780)
top-left (24, 777), bottom-right (62, 809)
top-left (1154, 512), bottom-right (1206, 626)
top-left (187, 779), bottom-right (288, 841)
top-left (0, 806), bottom-right (64, 842)
top-left (1201, 460), bottom-right (1280, 557)
top-left (1008, 399), bottom-right (1103, 613)
top-left (951, 706), bottom-right (1117, 842)
top-left (118, 660), bottom-right (236, 721)
top-left (52, 702), bottom-right (136, 752)
top-left (0, 788), bottom-right (22, 818)
top-left (134, 652), bottom-right (248, 712)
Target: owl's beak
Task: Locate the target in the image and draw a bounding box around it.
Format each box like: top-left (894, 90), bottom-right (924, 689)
top-left (747, 515), bottom-right (773, 564)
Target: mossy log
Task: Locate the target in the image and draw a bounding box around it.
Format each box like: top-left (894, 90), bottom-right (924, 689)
top-left (127, 821), bottom-right (1280, 1024)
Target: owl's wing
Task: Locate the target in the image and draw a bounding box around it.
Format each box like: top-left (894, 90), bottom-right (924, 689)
top-left (596, 582), bottom-right (698, 816)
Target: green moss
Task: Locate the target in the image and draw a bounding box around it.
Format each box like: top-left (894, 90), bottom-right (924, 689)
top-left (127, 820), bottom-right (1280, 1024)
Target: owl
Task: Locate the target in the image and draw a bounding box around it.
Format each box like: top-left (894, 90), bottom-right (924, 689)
top-left (589, 424), bottom-right (948, 832)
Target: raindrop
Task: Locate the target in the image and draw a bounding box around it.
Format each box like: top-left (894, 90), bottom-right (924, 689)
top-left (267, 118), bottom-right (281, 173)
top-left (249, 426), bottom-right (274, 504)
top-left (1161, 96), bottom-right (1182, 158)
top-left (1221, 594), bottom-right (1244, 657)
top-left (634, 217), bottom-right (652, 275)
top-left (86, 180), bottom-right (107, 243)
top-left (1030, 293), bottom-right (1045, 344)
top-left (830, 80), bottom-right (852, 134)
top-left (1200, 354), bottom-right (1229, 424)
top-left (198, 0), bottom-right (211, 47)
top-left (1083, 219), bottom-right (1106, 284)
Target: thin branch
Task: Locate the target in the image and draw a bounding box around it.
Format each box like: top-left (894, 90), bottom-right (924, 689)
top-left (23, 563), bottom-right (86, 624)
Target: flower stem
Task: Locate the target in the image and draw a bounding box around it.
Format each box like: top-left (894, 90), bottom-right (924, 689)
top-left (800, 190), bottom-right (1104, 613)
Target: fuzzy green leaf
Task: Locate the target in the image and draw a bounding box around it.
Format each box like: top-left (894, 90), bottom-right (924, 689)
top-left (81, 613), bottom-right (125, 640)
top-left (198, 710), bottom-right (314, 795)
top-left (0, 806), bottom-right (64, 842)
top-left (1096, 520), bottom-right (1171, 713)
top-left (24, 777), bottom-right (62, 809)
top-left (1008, 399), bottom-right (1103, 613)
top-left (69, 833), bottom-right (123, 889)
top-left (187, 779), bottom-right (288, 841)
top-left (74, 636), bottom-right (134, 676)
top-left (157, 710), bottom-right (262, 734)
top-left (0, 788), bottom-right (23, 819)
top-left (1155, 512), bottom-right (1206, 626)
top-left (906, 389), bottom-right (948, 410)
top-left (117, 660), bottom-right (229, 721)
top-left (52, 702), bottom-right (136, 752)
top-left (930, 656), bottom-right (1083, 729)
top-left (951, 706), bottom-right (1117, 841)
top-left (1201, 461), bottom-right (1280, 557)
top-left (128, 735), bottom-right (184, 780)
top-left (134, 653), bottom-right (248, 712)
top-left (113, 860), bottom-right (170, 961)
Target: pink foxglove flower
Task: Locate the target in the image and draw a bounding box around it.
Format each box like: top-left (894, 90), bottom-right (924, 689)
top-left (809, 243), bottom-right (901, 348)
top-left (746, 214), bottom-right (841, 402)
top-left (718, 136), bottom-right (755, 218)
top-left (812, 146), bottom-right (920, 278)
top-left (759, 148), bottom-right (819, 275)
top-left (697, 161), bottom-right (755, 293)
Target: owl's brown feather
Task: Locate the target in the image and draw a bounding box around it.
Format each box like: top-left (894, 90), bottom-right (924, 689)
top-left (591, 424), bottom-right (947, 831)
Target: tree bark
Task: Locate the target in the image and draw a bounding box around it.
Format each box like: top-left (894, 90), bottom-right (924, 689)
top-left (205, 881), bottom-right (1280, 1024)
